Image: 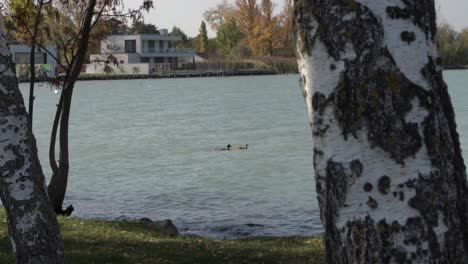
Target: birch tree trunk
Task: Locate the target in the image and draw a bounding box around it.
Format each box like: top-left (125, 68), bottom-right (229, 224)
top-left (294, 0), bottom-right (468, 262)
top-left (0, 15), bottom-right (64, 263)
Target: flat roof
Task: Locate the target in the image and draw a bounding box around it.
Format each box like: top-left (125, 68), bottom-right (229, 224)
top-left (106, 34), bottom-right (181, 41)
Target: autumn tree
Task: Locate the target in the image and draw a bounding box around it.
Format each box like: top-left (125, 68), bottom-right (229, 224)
top-left (31, 0), bottom-right (154, 215)
top-left (4, 0), bottom-right (39, 43)
top-left (0, 14), bottom-right (64, 263)
top-left (294, 0), bottom-right (468, 262)
top-left (235, 0), bottom-right (258, 54)
top-left (437, 24), bottom-right (468, 67)
top-left (277, 0), bottom-right (294, 56)
top-left (250, 0), bottom-right (279, 56)
top-left (203, 0), bottom-right (236, 32)
top-left (204, 0), bottom-right (295, 57)
top-left (216, 17), bottom-right (242, 56)
top-left (437, 23), bottom-right (459, 66)
top-left (457, 29), bottom-right (468, 65)
top-left (5, 0), bottom-right (52, 129)
top-left (199, 20), bottom-right (208, 53)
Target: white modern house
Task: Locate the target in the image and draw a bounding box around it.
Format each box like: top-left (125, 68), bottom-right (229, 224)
top-left (88, 30), bottom-right (197, 74)
top-left (9, 44), bottom-right (58, 77)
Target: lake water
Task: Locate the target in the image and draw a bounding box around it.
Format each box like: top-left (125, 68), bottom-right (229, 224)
top-left (19, 70), bottom-right (468, 239)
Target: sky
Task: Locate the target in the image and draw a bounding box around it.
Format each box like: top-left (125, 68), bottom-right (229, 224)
top-left (124, 0), bottom-right (468, 38)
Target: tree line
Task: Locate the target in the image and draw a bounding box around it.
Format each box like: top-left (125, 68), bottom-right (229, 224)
top-left (437, 23), bottom-right (468, 67)
top-left (203, 0), bottom-right (294, 58)
top-left (10, 0), bottom-right (466, 68)
top-left (203, 0), bottom-right (468, 69)
top-left (202, 0), bottom-right (468, 70)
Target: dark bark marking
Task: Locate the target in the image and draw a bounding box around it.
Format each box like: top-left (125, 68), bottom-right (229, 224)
top-left (312, 148), bottom-right (324, 171)
top-left (336, 57), bottom-right (426, 164)
top-left (399, 191), bottom-right (405, 201)
top-left (393, 250), bottom-right (407, 263)
top-left (386, 6), bottom-right (411, 20)
top-left (386, 2), bottom-right (437, 40)
top-left (403, 217), bottom-right (443, 260)
top-left (401, 31), bottom-right (416, 44)
top-left (391, 221), bottom-right (402, 232)
top-left (405, 178), bottom-right (417, 188)
top-left (367, 196), bottom-right (378, 209)
top-left (311, 93), bottom-right (335, 137)
top-left (312, 92), bottom-right (326, 112)
top-left (378, 175), bottom-right (391, 195)
top-left (364, 183), bottom-right (373, 192)
top-left (318, 160), bottom-right (354, 262)
top-left (408, 191), bottom-right (438, 225)
top-left (325, 160), bottom-right (348, 210)
top-left (350, 160), bottom-right (363, 177)
top-left (400, 0), bottom-right (438, 39)
top-left (300, 75), bottom-right (307, 99)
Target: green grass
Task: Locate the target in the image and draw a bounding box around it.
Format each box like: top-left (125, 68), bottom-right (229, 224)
top-left (0, 209), bottom-right (324, 263)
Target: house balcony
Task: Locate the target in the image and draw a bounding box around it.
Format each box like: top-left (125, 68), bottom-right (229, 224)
top-left (140, 48), bottom-right (196, 58)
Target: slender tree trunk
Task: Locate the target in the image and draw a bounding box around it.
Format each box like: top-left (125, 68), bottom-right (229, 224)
top-left (49, 94), bottom-right (63, 177)
top-left (28, 1), bottom-right (44, 129)
top-left (47, 92), bottom-right (64, 213)
top-left (294, 0), bottom-right (468, 262)
top-left (47, 88), bottom-right (73, 215)
top-left (268, 40), bottom-right (273, 56)
top-left (47, 0), bottom-right (96, 215)
top-left (28, 43), bottom-right (36, 127)
top-left (0, 15), bottom-right (64, 263)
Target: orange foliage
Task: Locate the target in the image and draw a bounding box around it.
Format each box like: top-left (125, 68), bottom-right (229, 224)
top-left (232, 0), bottom-right (288, 57)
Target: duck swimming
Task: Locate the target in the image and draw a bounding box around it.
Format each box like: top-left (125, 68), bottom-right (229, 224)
top-left (215, 144), bottom-right (232, 151)
top-left (223, 144), bottom-right (232, 151)
top-left (236, 144), bottom-right (248, 150)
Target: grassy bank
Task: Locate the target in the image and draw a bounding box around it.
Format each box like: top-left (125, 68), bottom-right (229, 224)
top-left (0, 209), bottom-right (324, 263)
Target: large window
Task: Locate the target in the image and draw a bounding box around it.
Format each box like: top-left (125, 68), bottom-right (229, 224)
top-left (141, 57), bottom-right (150, 63)
top-left (154, 57), bottom-right (164, 63)
top-left (159, 40), bottom-right (164, 51)
top-left (148, 40), bottom-right (155, 52)
top-left (125, 40), bottom-right (136, 53)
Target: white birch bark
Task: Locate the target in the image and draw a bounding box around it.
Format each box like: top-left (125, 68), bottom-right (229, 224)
top-left (294, 0), bottom-right (468, 262)
top-left (0, 15), bottom-right (64, 264)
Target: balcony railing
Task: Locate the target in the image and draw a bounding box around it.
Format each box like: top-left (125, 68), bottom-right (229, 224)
top-left (142, 48), bottom-right (195, 54)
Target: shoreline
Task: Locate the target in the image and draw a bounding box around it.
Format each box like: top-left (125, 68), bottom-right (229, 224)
top-left (443, 65), bottom-right (468, 70)
top-left (18, 69), bottom-right (280, 83)
top-left (17, 66), bottom-right (467, 83)
top-left (0, 208), bottom-right (325, 263)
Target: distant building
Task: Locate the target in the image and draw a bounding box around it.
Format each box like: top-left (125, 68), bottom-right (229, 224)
top-left (9, 44), bottom-right (58, 77)
top-left (88, 30), bottom-right (197, 74)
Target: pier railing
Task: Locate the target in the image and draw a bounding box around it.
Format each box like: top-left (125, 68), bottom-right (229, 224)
top-left (142, 48), bottom-right (195, 54)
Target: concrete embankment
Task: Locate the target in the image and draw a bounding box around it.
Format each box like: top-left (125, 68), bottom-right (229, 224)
top-left (443, 65), bottom-right (468, 70)
top-left (18, 69), bottom-right (279, 83)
